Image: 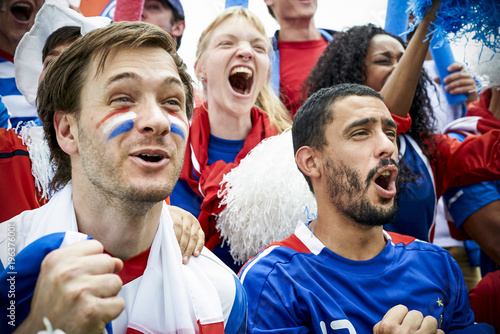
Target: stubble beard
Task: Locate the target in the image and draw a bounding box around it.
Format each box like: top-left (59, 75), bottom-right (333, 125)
top-left (78, 123), bottom-right (184, 210)
top-left (325, 158), bottom-right (399, 227)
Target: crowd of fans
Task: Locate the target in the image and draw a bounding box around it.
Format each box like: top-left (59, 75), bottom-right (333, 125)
top-left (0, 0), bottom-right (498, 333)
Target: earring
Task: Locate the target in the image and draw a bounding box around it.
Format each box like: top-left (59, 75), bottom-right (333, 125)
top-left (200, 76), bottom-right (205, 81)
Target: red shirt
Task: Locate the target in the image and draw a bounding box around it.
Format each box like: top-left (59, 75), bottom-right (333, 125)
top-left (469, 270), bottom-right (500, 333)
top-left (0, 128), bottom-right (47, 222)
top-left (279, 38), bottom-right (328, 117)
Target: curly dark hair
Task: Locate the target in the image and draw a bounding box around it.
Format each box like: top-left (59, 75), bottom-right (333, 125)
top-left (304, 23), bottom-right (437, 169)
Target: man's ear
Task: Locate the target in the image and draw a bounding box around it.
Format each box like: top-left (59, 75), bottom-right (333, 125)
top-left (53, 110), bottom-right (78, 155)
top-left (295, 146), bottom-right (321, 179)
top-left (170, 20), bottom-right (185, 38)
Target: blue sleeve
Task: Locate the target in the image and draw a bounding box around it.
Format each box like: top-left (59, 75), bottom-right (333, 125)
top-left (443, 181), bottom-right (500, 229)
top-left (442, 132), bottom-right (500, 229)
top-left (0, 233), bottom-right (67, 333)
top-left (0, 96), bottom-right (11, 129)
top-left (270, 30), bottom-right (280, 96)
top-left (224, 275), bottom-right (247, 334)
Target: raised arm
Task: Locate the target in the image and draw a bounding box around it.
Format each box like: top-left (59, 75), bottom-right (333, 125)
top-left (380, 0), bottom-right (440, 117)
top-left (462, 200), bottom-right (500, 267)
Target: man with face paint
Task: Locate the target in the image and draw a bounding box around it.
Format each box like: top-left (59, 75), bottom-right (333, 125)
top-left (239, 84), bottom-right (494, 334)
top-left (1, 3), bottom-right (205, 259)
top-left (0, 21), bottom-right (247, 334)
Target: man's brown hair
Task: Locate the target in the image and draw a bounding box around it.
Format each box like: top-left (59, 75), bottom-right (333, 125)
top-left (37, 21), bottom-right (194, 191)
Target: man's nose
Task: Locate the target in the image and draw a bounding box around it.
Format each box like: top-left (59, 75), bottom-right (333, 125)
top-left (376, 132), bottom-right (396, 159)
top-left (135, 100), bottom-right (171, 136)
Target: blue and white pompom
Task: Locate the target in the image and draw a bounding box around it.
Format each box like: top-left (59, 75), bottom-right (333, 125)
top-left (408, 0), bottom-right (500, 52)
top-left (468, 46), bottom-right (500, 91)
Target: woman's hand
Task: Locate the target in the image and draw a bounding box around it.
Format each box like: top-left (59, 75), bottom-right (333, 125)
top-left (169, 206), bottom-right (205, 264)
top-left (440, 62), bottom-right (479, 104)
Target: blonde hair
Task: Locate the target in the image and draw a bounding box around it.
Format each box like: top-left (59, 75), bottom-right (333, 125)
top-left (196, 6), bottom-right (291, 133)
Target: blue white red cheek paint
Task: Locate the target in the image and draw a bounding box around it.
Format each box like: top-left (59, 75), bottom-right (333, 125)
top-left (96, 109), bottom-right (137, 141)
top-left (168, 113), bottom-right (188, 141)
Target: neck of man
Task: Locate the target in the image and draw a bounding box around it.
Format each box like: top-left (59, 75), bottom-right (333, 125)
top-left (207, 102), bottom-right (253, 140)
top-left (310, 205), bottom-right (387, 261)
top-left (72, 178), bottom-right (162, 261)
top-left (277, 18), bottom-right (321, 42)
top-left (489, 88), bottom-right (500, 120)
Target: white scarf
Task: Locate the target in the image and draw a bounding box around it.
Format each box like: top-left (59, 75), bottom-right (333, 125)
top-left (4, 184), bottom-right (224, 333)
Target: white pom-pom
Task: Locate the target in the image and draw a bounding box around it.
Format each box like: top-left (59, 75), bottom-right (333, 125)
top-left (465, 44), bottom-right (500, 91)
top-left (18, 122), bottom-right (55, 200)
top-left (217, 129), bottom-right (317, 264)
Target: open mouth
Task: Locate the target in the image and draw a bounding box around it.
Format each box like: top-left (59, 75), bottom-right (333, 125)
top-left (375, 170), bottom-right (392, 190)
top-left (373, 166), bottom-right (398, 199)
top-left (137, 153), bottom-right (164, 163)
top-left (10, 2), bottom-right (33, 22)
top-left (229, 66), bottom-right (253, 95)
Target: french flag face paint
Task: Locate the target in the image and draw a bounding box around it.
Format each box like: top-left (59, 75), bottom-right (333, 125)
top-left (168, 113), bottom-right (188, 141)
top-left (97, 108), bottom-right (137, 141)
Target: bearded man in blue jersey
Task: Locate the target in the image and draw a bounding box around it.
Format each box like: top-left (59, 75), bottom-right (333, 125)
top-left (239, 83), bottom-right (494, 334)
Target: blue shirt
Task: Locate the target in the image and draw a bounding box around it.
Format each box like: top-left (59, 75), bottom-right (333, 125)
top-left (442, 132), bottom-right (500, 275)
top-left (384, 134), bottom-right (436, 241)
top-left (443, 133), bottom-right (500, 229)
top-left (240, 222), bottom-right (493, 334)
top-left (0, 55), bottom-right (38, 128)
top-left (0, 96), bottom-right (10, 129)
top-left (170, 134), bottom-right (245, 272)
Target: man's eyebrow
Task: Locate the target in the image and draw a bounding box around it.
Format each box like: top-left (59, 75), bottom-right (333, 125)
top-left (383, 117), bottom-right (397, 130)
top-left (162, 76), bottom-right (184, 88)
top-left (105, 72), bottom-right (140, 86)
top-left (343, 117), bottom-right (376, 134)
top-left (105, 73), bottom-right (184, 89)
top-left (343, 117), bottom-right (397, 135)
